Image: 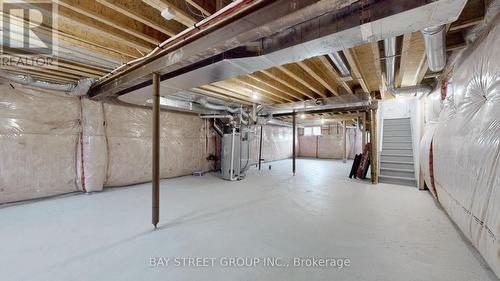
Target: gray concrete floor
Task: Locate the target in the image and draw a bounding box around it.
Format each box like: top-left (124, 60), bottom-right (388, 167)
top-left (0, 159), bottom-right (497, 281)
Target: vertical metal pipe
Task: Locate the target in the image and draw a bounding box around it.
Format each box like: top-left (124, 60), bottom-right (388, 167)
top-left (370, 109), bottom-right (378, 184)
top-left (258, 125), bottom-right (263, 170)
top-left (292, 110), bottom-right (296, 176)
top-left (230, 127), bottom-right (236, 180)
top-left (152, 73), bottom-right (160, 228)
top-left (342, 121), bottom-right (347, 163)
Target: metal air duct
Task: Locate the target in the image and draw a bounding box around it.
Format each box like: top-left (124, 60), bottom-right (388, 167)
top-left (421, 25), bottom-right (447, 72)
top-left (0, 69), bottom-right (94, 95)
top-left (328, 52), bottom-right (351, 79)
top-left (384, 37), bottom-right (397, 90)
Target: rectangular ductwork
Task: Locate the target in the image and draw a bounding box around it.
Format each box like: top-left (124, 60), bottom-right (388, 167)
top-left (89, 0), bottom-right (467, 108)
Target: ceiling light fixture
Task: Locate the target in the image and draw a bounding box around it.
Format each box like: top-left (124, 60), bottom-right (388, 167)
top-left (300, 113), bottom-right (306, 119)
top-left (161, 7), bottom-right (176, 20)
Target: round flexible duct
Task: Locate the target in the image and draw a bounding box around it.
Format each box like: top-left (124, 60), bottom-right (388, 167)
top-left (0, 69), bottom-right (94, 95)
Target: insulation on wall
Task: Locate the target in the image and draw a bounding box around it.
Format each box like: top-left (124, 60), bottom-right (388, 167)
top-left (77, 98), bottom-right (107, 192)
top-left (103, 103), bottom-right (215, 187)
top-left (299, 125), bottom-right (361, 159)
top-left (419, 89), bottom-right (441, 197)
top-left (430, 15), bottom-right (500, 277)
top-left (248, 125), bottom-right (293, 164)
top-left (0, 84), bottom-right (80, 203)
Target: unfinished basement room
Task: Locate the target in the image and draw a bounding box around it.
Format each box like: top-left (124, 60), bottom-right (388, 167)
top-left (1, 0), bottom-right (499, 280)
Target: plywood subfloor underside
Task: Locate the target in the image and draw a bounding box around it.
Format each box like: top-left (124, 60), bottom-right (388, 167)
top-left (0, 159), bottom-right (497, 281)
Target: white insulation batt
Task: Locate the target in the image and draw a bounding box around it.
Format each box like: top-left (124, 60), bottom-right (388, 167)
top-left (419, 89), bottom-right (442, 198)
top-left (102, 103), bottom-right (215, 187)
top-left (299, 126), bottom-right (362, 159)
top-left (0, 86), bottom-right (295, 203)
top-left (421, 15), bottom-right (500, 277)
top-left (248, 125), bottom-right (294, 164)
top-left (0, 85), bottom-right (81, 203)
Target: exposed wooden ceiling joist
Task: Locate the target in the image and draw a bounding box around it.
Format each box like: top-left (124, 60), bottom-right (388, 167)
top-left (59, 0), bottom-right (163, 46)
top-left (342, 49), bottom-right (370, 93)
top-left (260, 68), bottom-right (317, 100)
top-left (95, 0), bottom-right (183, 36)
top-left (297, 59), bottom-right (340, 96)
top-left (186, 0), bottom-right (215, 16)
top-left (278, 64), bottom-right (329, 98)
top-left (236, 76), bottom-right (296, 103)
top-left (142, 0), bottom-right (200, 27)
top-left (247, 72), bottom-right (305, 101)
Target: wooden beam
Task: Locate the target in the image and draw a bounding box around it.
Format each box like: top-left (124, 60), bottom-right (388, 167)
top-left (95, 0), bottom-right (182, 36)
top-left (278, 64), bottom-right (328, 98)
top-left (192, 87), bottom-right (253, 105)
top-left (370, 41), bottom-right (384, 98)
top-left (297, 59), bottom-right (340, 96)
top-left (216, 80), bottom-right (286, 103)
top-left (342, 50), bottom-right (370, 93)
top-left (316, 55), bottom-right (353, 95)
top-left (396, 33), bottom-right (412, 88)
top-left (370, 109), bottom-right (378, 184)
top-left (248, 72), bottom-right (305, 101)
top-left (2, 11), bottom-right (136, 64)
top-left (342, 121), bottom-right (347, 162)
top-left (201, 84), bottom-right (258, 102)
top-left (186, 0), bottom-right (215, 16)
top-left (56, 5), bottom-right (153, 53)
top-left (236, 76), bottom-right (296, 102)
top-left (142, 0), bottom-right (199, 27)
top-left (450, 16), bottom-right (484, 31)
top-left (260, 68), bottom-right (316, 100)
top-left (400, 32), bottom-right (427, 87)
top-left (59, 0), bottom-right (162, 45)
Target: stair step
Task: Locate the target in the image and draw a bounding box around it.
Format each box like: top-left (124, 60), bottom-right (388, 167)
top-left (380, 167), bottom-right (415, 178)
top-left (385, 117), bottom-right (411, 121)
top-left (380, 153), bottom-right (413, 157)
top-left (384, 140), bottom-right (412, 143)
top-left (381, 167), bottom-right (414, 173)
top-left (382, 134), bottom-right (411, 137)
top-left (380, 162), bottom-right (414, 170)
top-left (380, 160), bottom-right (414, 165)
top-left (381, 147), bottom-right (413, 152)
top-left (379, 175), bottom-right (416, 187)
top-left (380, 155), bottom-right (413, 163)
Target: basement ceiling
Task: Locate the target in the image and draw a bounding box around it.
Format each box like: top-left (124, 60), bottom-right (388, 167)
top-left (0, 0), bottom-right (487, 110)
